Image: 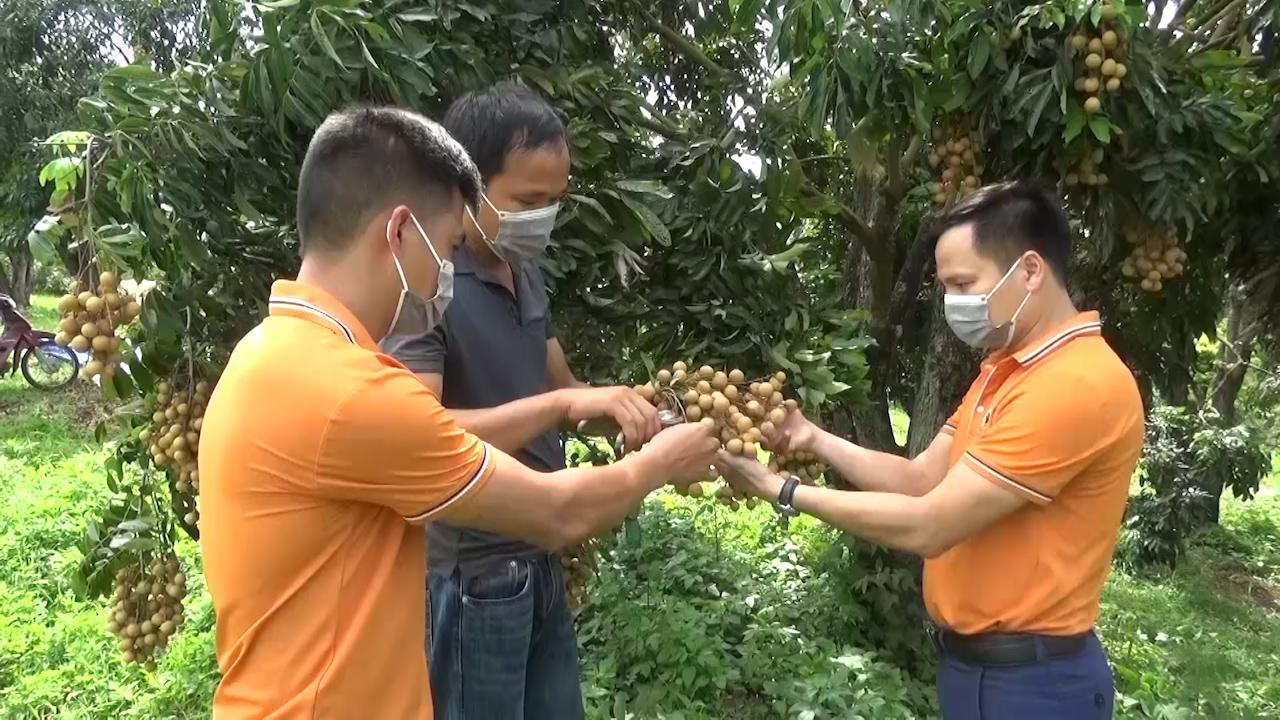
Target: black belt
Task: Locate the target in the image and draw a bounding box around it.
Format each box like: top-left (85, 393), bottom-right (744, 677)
top-left (926, 622), bottom-right (1090, 667)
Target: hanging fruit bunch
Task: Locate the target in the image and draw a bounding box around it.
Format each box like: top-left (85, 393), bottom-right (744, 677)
top-left (1065, 146), bottom-right (1110, 188)
top-left (1121, 221), bottom-right (1186, 293)
top-left (54, 271), bottom-right (141, 381)
top-left (560, 540), bottom-right (599, 613)
top-left (141, 379), bottom-right (212, 527)
top-left (633, 361), bottom-right (827, 510)
top-left (1069, 1), bottom-right (1128, 116)
top-left (925, 119), bottom-right (984, 206)
top-left (106, 554), bottom-right (187, 669)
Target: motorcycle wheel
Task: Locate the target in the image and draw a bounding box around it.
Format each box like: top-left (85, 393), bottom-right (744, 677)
top-left (21, 340), bottom-right (79, 390)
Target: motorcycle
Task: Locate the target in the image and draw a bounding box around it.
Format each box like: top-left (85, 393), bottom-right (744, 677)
top-left (0, 293), bottom-right (80, 390)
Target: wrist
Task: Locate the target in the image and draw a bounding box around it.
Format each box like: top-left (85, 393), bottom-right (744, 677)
top-left (620, 448), bottom-right (665, 491)
top-left (551, 388), bottom-right (575, 422)
top-left (808, 427), bottom-right (833, 458)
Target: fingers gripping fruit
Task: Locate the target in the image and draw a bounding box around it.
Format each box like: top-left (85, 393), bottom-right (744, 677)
top-left (107, 555), bottom-right (187, 668)
top-left (54, 271), bottom-right (142, 381)
top-left (638, 362), bottom-right (828, 511)
top-left (143, 378), bottom-right (214, 526)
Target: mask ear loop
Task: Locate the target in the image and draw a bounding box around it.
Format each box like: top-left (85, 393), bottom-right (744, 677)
top-left (385, 215), bottom-right (411, 338)
top-left (994, 254), bottom-right (1036, 349)
top-left (466, 202), bottom-right (507, 260)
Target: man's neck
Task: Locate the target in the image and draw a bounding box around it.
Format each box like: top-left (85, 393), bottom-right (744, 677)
top-left (1008, 292), bottom-right (1079, 356)
top-left (467, 237), bottom-right (515, 291)
top-left (296, 256), bottom-right (387, 341)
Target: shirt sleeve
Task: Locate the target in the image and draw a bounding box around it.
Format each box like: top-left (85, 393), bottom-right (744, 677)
top-left (941, 406), bottom-right (961, 436)
top-left (959, 374), bottom-right (1110, 506)
top-left (314, 368), bottom-right (494, 521)
top-left (379, 323), bottom-right (447, 375)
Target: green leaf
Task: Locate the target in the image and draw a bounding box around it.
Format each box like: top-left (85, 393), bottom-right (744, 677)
top-left (1088, 115), bottom-right (1112, 144)
top-left (311, 12), bottom-right (345, 68)
top-left (104, 64), bottom-right (162, 83)
top-left (1063, 102), bottom-right (1086, 142)
top-left (620, 196), bottom-right (671, 247)
top-left (967, 34), bottom-right (991, 79)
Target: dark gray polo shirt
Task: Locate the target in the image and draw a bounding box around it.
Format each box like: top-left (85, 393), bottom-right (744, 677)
top-left (380, 244), bottom-right (563, 575)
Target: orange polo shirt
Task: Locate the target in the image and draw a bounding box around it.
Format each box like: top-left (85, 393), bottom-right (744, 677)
top-left (198, 280), bottom-right (494, 719)
top-left (925, 311), bottom-right (1143, 636)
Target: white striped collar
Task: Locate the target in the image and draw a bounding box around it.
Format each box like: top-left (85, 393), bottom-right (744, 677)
top-left (1013, 313), bottom-right (1103, 367)
top-left (269, 296), bottom-right (357, 344)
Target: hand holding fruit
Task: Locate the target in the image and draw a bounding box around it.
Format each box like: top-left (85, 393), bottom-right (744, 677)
top-left (564, 386), bottom-right (662, 453)
top-left (634, 421), bottom-right (720, 488)
top-left (764, 404), bottom-right (819, 455)
top-left (716, 450), bottom-right (783, 501)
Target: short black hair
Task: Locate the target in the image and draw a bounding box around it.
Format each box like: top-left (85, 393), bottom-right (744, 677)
top-left (442, 82), bottom-right (568, 183)
top-left (927, 181), bottom-right (1071, 282)
top-left (297, 106), bottom-right (481, 255)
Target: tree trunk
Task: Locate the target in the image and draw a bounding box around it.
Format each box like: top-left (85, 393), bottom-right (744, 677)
top-left (1209, 286), bottom-right (1258, 427)
top-left (1, 245), bottom-right (36, 307)
top-left (906, 289), bottom-right (979, 457)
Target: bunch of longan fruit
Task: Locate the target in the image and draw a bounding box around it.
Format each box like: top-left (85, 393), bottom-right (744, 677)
top-left (106, 555), bottom-right (187, 669)
top-left (53, 271), bottom-right (140, 381)
top-left (560, 541), bottom-right (599, 613)
top-left (926, 121), bottom-right (984, 206)
top-left (634, 361), bottom-right (826, 510)
top-left (1121, 223), bottom-right (1186, 292)
top-left (1065, 146), bottom-right (1109, 188)
top-left (1069, 1), bottom-right (1128, 115)
top-left (141, 380), bottom-right (212, 526)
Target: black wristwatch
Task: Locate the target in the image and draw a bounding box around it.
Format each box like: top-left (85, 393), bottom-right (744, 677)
top-left (775, 475), bottom-right (801, 530)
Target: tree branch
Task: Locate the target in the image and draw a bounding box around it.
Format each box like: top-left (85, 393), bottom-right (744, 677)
top-left (630, 3), bottom-right (730, 78)
top-left (886, 136), bottom-right (922, 201)
top-left (803, 180), bottom-right (874, 247)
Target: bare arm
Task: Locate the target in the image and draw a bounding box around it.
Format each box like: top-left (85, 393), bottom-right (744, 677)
top-left (810, 429), bottom-right (953, 496)
top-left (439, 423), bottom-right (719, 551)
top-left (417, 371), bottom-right (661, 454)
top-left (416, 372), bottom-right (569, 454)
top-left (717, 452), bottom-right (1024, 558)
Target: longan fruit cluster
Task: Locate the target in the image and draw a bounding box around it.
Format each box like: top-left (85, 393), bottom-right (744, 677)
top-left (1065, 146), bottom-right (1109, 188)
top-left (106, 555), bottom-right (187, 669)
top-left (141, 380), bottom-right (211, 525)
top-left (926, 121), bottom-right (984, 205)
top-left (560, 541), bottom-right (599, 613)
top-left (53, 271), bottom-right (140, 381)
top-left (634, 362), bottom-right (826, 511)
top-left (1121, 224), bottom-right (1186, 292)
top-left (1069, 1), bottom-right (1128, 115)
top-left (770, 450), bottom-right (825, 486)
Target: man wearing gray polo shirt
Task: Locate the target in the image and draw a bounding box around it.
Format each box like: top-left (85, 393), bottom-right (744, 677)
top-left (382, 83), bottom-right (655, 720)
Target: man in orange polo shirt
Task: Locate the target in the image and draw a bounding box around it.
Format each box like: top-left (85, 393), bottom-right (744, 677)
top-left (197, 106), bottom-right (719, 719)
top-left (717, 182), bottom-right (1143, 718)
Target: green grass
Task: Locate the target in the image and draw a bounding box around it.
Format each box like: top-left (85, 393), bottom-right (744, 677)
top-left (21, 293), bottom-right (63, 332)
top-left (0, 369), bottom-right (218, 718)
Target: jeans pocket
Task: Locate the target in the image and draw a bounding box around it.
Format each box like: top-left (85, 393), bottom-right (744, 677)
top-left (462, 559), bottom-right (533, 604)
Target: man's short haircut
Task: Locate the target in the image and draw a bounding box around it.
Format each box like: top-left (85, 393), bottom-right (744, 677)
top-left (297, 106), bottom-right (482, 255)
top-left (926, 181), bottom-right (1072, 283)
top-left (442, 81), bottom-right (568, 183)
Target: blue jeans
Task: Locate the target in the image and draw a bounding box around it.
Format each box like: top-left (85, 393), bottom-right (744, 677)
top-left (937, 631), bottom-right (1115, 719)
top-left (427, 554), bottom-right (585, 720)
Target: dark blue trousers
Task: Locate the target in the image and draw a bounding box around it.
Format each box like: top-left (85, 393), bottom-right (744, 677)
top-left (427, 554), bottom-right (584, 720)
top-left (937, 631), bottom-right (1115, 719)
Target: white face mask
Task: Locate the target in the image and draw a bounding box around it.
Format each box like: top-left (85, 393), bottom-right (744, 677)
top-left (385, 213), bottom-right (453, 341)
top-left (468, 193), bottom-right (559, 263)
top-left (943, 256), bottom-right (1033, 350)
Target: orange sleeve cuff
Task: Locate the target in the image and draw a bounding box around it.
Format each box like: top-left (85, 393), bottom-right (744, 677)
top-left (404, 441), bottom-right (496, 524)
top-left (962, 452), bottom-right (1052, 506)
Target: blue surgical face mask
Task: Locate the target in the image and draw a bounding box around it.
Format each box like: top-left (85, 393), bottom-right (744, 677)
top-left (467, 193), bottom-right (559, 263)
top-left (943, 256), bottom-right (1033, 350)
top-left (385, 213), bottom-right (453, 341)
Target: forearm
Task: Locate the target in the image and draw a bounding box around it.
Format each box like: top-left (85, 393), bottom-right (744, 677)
top-left (543, 453), bottom-right (662, 548)
top-left (791, 484), bottom-right (939, 556)
top-left (447, 391), bottom-right (569, 454)
top-left (810, 430), bottom-right (931, 496)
